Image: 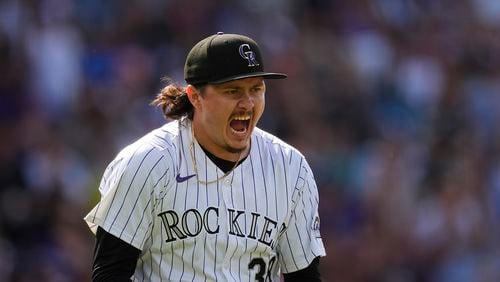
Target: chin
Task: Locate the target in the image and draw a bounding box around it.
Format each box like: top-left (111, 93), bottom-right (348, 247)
top-left (226, 140), bottom-right (249, 154)
top-left (226, 146), bottom-right (246, 154)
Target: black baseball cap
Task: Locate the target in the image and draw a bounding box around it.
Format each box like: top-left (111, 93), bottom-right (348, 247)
top-left (184, 32), bottom-right (287, 85)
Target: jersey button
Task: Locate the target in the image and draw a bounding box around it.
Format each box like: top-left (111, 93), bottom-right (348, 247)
top-left (224, 179), bottom-right (231, 186)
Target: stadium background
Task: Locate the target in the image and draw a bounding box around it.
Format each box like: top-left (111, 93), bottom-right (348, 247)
top-left (1, 0), bottom-right (500, 281)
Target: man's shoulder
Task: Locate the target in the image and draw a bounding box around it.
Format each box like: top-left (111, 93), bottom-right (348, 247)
top-left (253, 127), bottom-right (305, 160)
top-left (146, 120), bottom-right (181, 147)
top-left (117, 120), bottom-right (181, 161)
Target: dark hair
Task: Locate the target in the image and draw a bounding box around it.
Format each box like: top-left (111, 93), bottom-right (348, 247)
top-left (151, 78), bottom-right (204, 120)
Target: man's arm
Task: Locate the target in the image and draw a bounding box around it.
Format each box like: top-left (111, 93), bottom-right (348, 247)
top-left (283, 257), bottom-right (321, 282)
top-left (92, 227), bottom-right (141, 282)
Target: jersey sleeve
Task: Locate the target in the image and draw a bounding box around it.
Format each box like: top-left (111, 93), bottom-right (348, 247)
top-left (84, 144), bottom-right (170, 250)
top-left (278, 159), bottom-right (326, 273)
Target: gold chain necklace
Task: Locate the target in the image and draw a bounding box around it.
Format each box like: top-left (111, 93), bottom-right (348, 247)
top-left (189, 124), bottom-right (242, 185)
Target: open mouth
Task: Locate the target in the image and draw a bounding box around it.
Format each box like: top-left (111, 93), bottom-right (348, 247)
top-left (229, 114), bottom-right (251, 135)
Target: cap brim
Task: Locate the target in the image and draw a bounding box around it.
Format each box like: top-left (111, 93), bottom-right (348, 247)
top-left (209, 72), bottom-right (287, 84)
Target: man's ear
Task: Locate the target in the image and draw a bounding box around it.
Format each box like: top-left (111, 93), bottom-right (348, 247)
top-left (186, 85), bottom-right (201, 109)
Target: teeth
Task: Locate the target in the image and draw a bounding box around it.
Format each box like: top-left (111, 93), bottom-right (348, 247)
top-left (232, 115), bottom-right (251, 121)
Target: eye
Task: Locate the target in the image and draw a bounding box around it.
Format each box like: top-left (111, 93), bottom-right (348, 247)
top-left (225, 88), bottom-right (240, 95)
top-left (251, 86), bottom-right (264, 94)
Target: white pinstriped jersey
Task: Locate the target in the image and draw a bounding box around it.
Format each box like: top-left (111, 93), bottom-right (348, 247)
top-left (85, 118), bottom-right (325, 281)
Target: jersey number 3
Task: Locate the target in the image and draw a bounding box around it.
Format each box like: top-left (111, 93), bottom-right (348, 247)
top-left (248, 256), bottom-right (276, 282)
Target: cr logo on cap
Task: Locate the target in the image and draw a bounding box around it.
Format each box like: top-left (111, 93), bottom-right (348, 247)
top-left (238, 44), bottom-right (260, 67)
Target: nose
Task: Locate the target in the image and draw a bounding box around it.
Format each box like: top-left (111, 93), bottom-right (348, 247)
top-left (237, 91), bottom-right (254, 110)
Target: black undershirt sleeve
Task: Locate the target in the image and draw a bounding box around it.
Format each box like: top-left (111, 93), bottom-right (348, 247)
top-left (283, 257), bottom-right (321, 282)
top-left (92, 226), bottom-right (141, 282)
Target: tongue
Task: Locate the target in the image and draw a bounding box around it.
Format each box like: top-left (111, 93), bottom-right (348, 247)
top-left (230, 120), bottom-right (247, 132)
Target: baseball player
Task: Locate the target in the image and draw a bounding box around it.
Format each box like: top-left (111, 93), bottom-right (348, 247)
top-left (85, 32), bottom-right (326, 281)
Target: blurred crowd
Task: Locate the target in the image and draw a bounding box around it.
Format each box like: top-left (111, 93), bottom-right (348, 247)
top-left (1, 0), bottom-right (500, 281)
